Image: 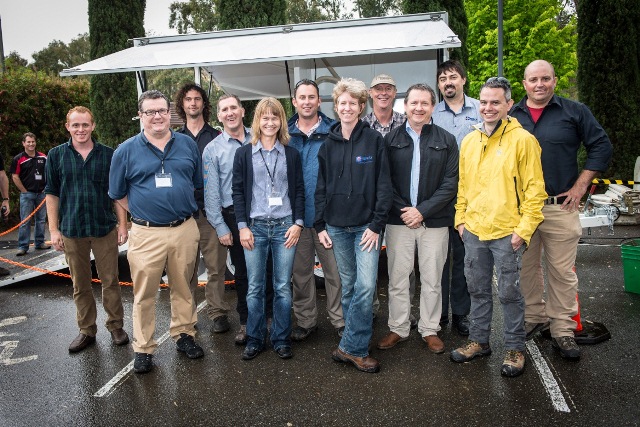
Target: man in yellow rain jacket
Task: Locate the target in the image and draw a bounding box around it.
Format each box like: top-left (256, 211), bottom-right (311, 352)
top-left (450, 77), bottom-right (546, 378)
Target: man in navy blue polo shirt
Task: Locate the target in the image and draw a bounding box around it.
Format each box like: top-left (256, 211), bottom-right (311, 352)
top-left (110, 90), bottom-right (205, 374)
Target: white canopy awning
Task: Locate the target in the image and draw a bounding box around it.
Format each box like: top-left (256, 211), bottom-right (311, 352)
top-left (60, 13), bottom-right (460, 100)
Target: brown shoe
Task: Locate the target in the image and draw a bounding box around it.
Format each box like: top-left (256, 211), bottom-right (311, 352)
top-left (110, 328), bottom-right (129, 346)
top-left (68, 333), bottom-right (96, 353)
top-left (422, 335), bottom-right (445, 354)
top-left (377, 331), bottom-right (408, 350)
top-left (331, 347), bottom-right (380, 373)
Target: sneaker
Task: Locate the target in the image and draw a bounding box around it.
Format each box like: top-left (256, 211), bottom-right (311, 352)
top-left (552, 336), bottom-right (581, 360)
top-left (133, 352), bottom-right (153, 374)
top-left (235, 325), bottom-right (247, 345)
top-left (501, 350), bottom-right (525, 377)
top-left (212, 315), bottom-right (230, 333)
top-left (176, 333), bottom-right (204, 359)
top-left (291, 325), bottom-right (318, 341)
top-left (450, 340), bottom-right (492, 363)
top-left (525, 321), bottom-right (550, 340)
top-left (16, 249), bottom-right (27, 256)
top-left (0, 266), bottom-right (10, 277)
top-left (36, 244), bottom-right (51, 250)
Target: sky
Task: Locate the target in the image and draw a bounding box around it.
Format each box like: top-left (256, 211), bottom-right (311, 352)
top-left (0, 0), bottom-right (180, 62)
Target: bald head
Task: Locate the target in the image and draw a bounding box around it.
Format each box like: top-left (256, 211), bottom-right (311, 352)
top-left (522, 60), bottom-right (558, 108)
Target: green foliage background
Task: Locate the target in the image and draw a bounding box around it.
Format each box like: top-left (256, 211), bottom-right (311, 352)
top-left (88, 0), bottom-right (146, 148)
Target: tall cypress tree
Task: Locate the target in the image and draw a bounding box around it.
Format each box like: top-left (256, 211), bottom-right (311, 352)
top-left (402, 0), bottom-right (468, 70)
top-left (577, 0), bottom-right (640, 179)
top-left (88, 0), bottom-right (146, 147)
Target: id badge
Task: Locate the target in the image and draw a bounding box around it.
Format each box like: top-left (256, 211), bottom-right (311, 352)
top-left (34, 173), bottom-right (43, 181)
top-left (155, 173), bottom-right (173, 188)
top-left (268, 190), bottom-right (283, 206)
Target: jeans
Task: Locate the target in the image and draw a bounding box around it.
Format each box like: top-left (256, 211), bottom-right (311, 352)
top-left (243, 216), bottom-right (296, 351)
top-left (18, 192), bottom-right (46, 251)
top-left (327, 224), bottom-right (379, 358)
top-left (463, 229), bottom-right (526, 351)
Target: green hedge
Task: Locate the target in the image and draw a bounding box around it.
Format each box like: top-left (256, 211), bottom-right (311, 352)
top-left (0, 68), bottom-right (89, 225)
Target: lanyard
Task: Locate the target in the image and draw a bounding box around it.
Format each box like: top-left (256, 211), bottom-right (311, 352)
top-left (146, 140), bottom-right (173, 173)
top-left (259, 148), bottom-right (279, 188)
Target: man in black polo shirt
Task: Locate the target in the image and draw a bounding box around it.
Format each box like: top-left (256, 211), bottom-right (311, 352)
top-left (510, 60), bottom-right (613, 360)
top-left (11, 132), bottom-right (50, 256)
top-left (46, 106), bottom-right (129, 352)
top-left (174, 83), bottom-right (230, 333)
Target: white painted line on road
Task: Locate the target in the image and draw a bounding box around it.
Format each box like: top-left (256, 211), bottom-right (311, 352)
top-left (93, 300), bottom-right (207, 398)
top-left (526, 340), bottom-right (571, 413)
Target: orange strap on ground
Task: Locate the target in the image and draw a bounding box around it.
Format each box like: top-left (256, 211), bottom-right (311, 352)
top-left (0, 196), bottom-right (47, 237)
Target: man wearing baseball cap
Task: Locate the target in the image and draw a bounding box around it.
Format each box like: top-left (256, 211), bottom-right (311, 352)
top-left (363, 74), bottom-right (405, 137)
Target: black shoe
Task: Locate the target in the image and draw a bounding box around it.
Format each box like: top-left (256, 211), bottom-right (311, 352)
top-left (176, 333), bottom-right (204, 359)
top-left (242, 345), bottom-right (262, 360)
top-left (275, 346), bottom-right (293, 359)
top-left (525, 321), bottom-right (550, 340)
top-left (337, 326), bottom-right (345, 338)
top-left (0, 266), bottom-right (10, 277)
top-left (212, 315), bottom-right (230, 333)
top-left (291, 325), bottom-right (318, 341)
top-left (552, 336), bottom-right (581, 360)
top-left (133, 352), bottom-right (153, 374)
top-left (440, 316), bottom-right (449, 326)
top-left (410, 314), bottom-right (418, 330)
top-left (452, 314), bottom-right (470, 336)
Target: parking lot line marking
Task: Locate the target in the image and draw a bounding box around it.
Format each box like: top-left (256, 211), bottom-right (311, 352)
top-left (526, 341), bottom-right (571, 413)
top-left (93, 300), bottom-right (207, 398)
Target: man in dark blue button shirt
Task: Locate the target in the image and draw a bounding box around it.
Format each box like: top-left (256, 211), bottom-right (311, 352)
top-left (510, 60), bottom-right (613, 360)
top-left (110, 90), bottom-right (205, 373)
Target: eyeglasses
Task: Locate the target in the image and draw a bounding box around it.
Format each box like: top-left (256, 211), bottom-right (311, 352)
top-left (485, 76), bottom-right (511, 87)
top-left (141, 109), bottom-right (170, 117)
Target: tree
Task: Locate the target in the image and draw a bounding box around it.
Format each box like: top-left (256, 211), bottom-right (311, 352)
top-left (169, 0), bottom-right (218, 33)
top-left (31, 34), bottom-right (90, 75)
top-left (402, 0), bottom-right (468, 70)
top-left (577, 0), bottom-right (640, 179)
top-left (287, 0), bottom-right (328, 23)
top-left (4, 51), bottom-right (28, 69)
top-left (354, 0), bottom-right (399, 18)
top-left (88, 0), bottom-right (146, 147)
top-left (465, 0), bottom-right (577, 102)
top-left (217, 0), bottom-right (287, 29)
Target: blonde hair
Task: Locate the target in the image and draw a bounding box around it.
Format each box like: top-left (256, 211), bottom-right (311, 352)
top-left (250, 97), bottom-right (290, 145)
top-left (66, 106), bottom-right (94, 123)
top-left (332, 78), bottom-right (368, 117)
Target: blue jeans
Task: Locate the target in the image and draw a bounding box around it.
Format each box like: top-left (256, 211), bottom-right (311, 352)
top-left (18, 192), bottom-right (46, 251)
top-left (463, 229), bottom-right (526, 351)
top-left (327, 224), bottom-right (379, 358)
top-left (243, 216), bottom-right (296, 351)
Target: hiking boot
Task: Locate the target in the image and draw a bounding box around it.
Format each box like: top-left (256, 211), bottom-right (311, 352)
top-left (450, 340), bottom-right (491, 363)
top-left (501, 350), bottom-right (525, 377)
top-left (552, 336), bottom-right (581, 360)
top-left (235, 325), bottom-right (247, 345)
top-left (525, 321), bottom-right (550, 340)
top-left (176, 333), bottom-right (204, 359)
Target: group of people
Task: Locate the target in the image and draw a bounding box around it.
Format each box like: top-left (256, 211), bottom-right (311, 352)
top-left (2, 57), bottom-right (612, 378)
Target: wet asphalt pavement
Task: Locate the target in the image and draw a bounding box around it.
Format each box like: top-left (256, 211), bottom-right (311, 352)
top-left (1, 224), bottom-right (640, 426)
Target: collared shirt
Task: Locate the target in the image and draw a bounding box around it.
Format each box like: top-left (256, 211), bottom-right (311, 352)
top-left (109, 130), bottom-right (202, 224)
top-left (405, 121), bottom-right (421, 207)
top-left (510, 94), bottom-right (613, 196)
top-left (45, 139), bottom-right (117, 238)
top-left (203, 127), bottom-right (251, 236)
top-left (176, 122), bottom-right (221, 211)
top-left (10, 151), bottom-right (47, 193)
top-left (248, 140), bottom-right (291, 223)
top-left (432, 95), bottom-right (482, 148)
top-left (362, 110), bottom-right (406, 136)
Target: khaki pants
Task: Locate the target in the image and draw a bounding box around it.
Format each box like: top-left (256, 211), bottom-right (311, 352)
top-left (128, 218), bottom-right (199, 354)
top-left (386, 224), bottom-right (448, 337)
top-left (520, 206), bottom-right (581, 337)
top-left (190, 212), bottom-right (229, 319)
top-left (292, 227), bottom-right (344, 329)
top-left (63, 227), bottom-right (124, 336)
